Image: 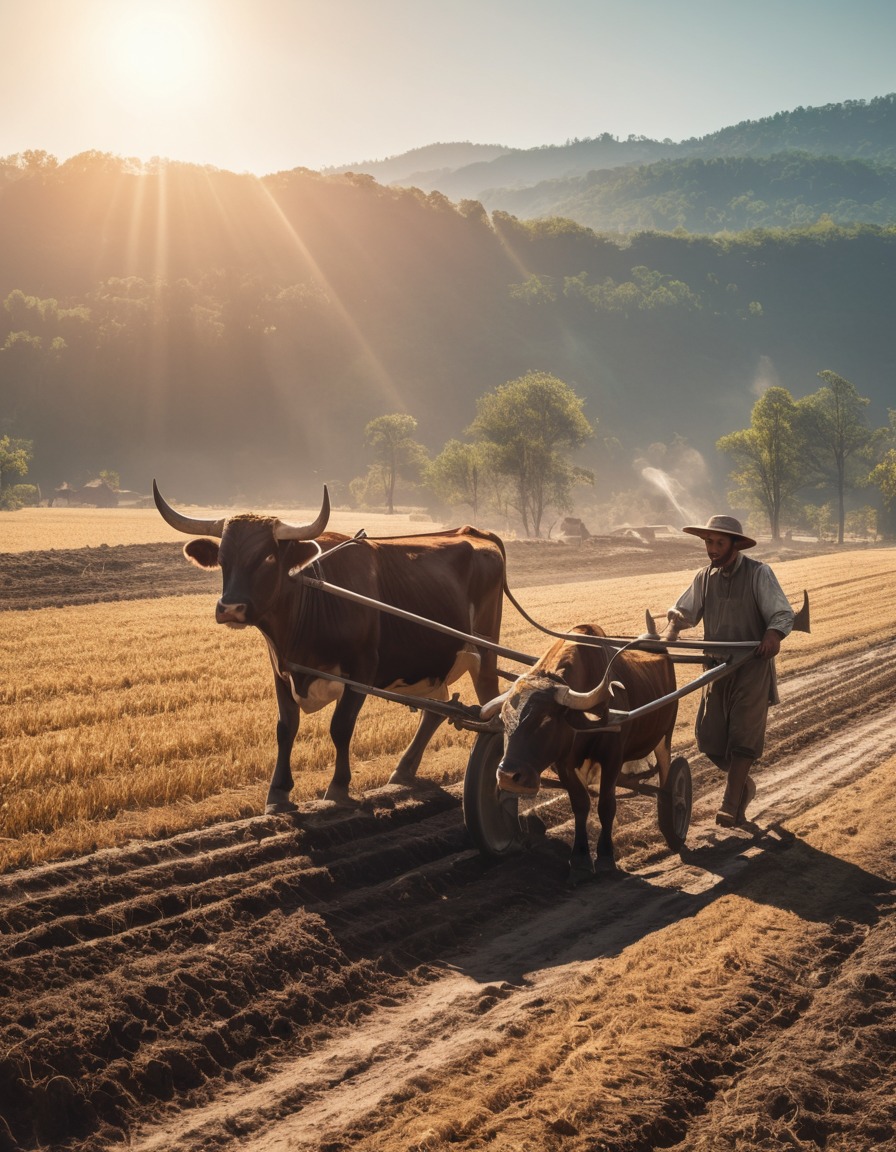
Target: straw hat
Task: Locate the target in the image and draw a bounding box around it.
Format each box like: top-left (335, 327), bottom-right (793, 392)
top-left (681, 515), bottom-right (756, 549)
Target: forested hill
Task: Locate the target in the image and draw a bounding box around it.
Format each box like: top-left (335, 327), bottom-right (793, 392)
top-left (331, 95), bottom-right (896, 189)
top-left (0, 154), bottom-right (894, 503)
top-left (482, 153), bottom-right (896, 233)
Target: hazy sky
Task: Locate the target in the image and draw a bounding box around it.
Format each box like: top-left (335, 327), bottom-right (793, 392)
top-left (3, 0), bottom-right (895, 175)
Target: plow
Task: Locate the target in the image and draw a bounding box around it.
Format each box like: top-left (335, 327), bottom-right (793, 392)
top-left (288, 546), bottom-right (810, 858)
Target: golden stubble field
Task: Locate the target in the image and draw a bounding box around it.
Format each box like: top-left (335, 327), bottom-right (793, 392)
top-left (2, 513), bottom-right (896, 1152)
top-left (1, 523), bottom-right (893, 873)
top-left (0, 504), bottom-right (443, 553)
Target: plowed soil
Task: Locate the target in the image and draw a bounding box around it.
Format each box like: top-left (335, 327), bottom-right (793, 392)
top-left (1, 537), bottom-right (894, 1152)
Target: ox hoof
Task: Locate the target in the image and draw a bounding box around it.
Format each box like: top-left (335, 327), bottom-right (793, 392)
top-left (323, 785), bottom-right (358, 808)
top-left (265, 800), bottom-right (298, 815)
top-left (568, 853), bottom-right (595, 887)
top-left (387, 769), bottom-right (418, 788)
top-left (521, 813), bottom-right (547, 838)
top-left (594, 854), bottom-right (618, 876)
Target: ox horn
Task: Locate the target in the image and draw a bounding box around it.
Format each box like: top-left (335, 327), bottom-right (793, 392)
top-left (554, 669), bottom-right (624, 712)
top-left (479, 683), bottom-right (516, 720)
top-left (273, 486), bottom-right (331, 541)
top-left (153, 480), bottom-right (226, 538)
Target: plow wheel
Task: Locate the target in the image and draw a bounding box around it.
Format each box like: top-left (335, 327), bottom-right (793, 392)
top-left (656, 756), bottom-right (692, 851)
top-left (463, 732), bottom-right (529, 858)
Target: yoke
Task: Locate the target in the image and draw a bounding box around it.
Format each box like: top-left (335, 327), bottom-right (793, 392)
top-left (287, 569), bottom-right (768, 733)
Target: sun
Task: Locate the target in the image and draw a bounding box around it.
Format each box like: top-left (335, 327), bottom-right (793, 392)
top-left (104, 6), bottom-right (211, 105)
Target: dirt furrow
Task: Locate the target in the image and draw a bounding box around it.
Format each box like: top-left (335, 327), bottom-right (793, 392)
top-left (0, 788), bottom-right (461, 914)
top-left (0, 800), bottom-right (466, 967)
top-left (2, 587), bottom-right (894, 1150)
top-left (124, 703), bottom-right (896, 1152)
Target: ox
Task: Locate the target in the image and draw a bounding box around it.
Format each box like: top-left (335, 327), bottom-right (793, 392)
top-left (481, 623), bottom-right (677, 882)
top-left (153, 483), bottom-right (505, 810)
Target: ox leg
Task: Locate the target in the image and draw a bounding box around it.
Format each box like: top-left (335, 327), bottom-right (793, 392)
top-left (653, 736), bottom-right (673, 788)
top-left (594, 763), bottom-right (621, 874)
top-left (265, 676), bottom-right (300, 814)
top-left (563, 770), bottom-right (595, 886)
top-left (389, 710), bottom-right (447, 787)
top-left (473, 647), bottom-right (501, 708)
top-left (325, 688), bottom-right (366, 805)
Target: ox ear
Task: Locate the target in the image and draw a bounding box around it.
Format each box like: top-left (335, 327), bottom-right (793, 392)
top-left (564, 709), bottom-right (608, 731)
top-left (638, 609), bottom-right (661, 640)
top-left (562, 678), bottom-right (623, 730)
top-left (184, 538), bottom-right (220, 570)
top-left (287, 541), bottom-right (323, 577)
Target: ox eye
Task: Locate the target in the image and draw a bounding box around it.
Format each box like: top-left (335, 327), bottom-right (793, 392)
top-left (264, 553), bottom-right (277, 565)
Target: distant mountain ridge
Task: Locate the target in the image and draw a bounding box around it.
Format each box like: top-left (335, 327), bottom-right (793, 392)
top-left (322, 141), bottom-right (511, 185)
top-left (323, 94), bottom-right (896, 231)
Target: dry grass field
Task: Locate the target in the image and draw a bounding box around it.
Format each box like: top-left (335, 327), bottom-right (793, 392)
top-left (2, 517), bottom-right (895, 1152)
top-left (0, 595), bottom-right (473, 871)
top-left (1, 534), bottom-right (893, 873)
top-left (0, 504), bottom-right (444, 553)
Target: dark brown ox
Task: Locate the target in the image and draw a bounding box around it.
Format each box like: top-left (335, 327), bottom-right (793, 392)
top-left (153, 482), bottom-right (505, 810)
top-left (481, 624), bottom-right (677, 881)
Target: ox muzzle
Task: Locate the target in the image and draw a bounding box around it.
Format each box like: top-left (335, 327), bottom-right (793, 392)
top-left (215, 599), bottom-right (250, 627)
top-left (496, 759), bottom-right (542, 796)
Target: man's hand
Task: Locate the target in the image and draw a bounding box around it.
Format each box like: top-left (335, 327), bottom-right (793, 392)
top-left (756, 629), bottom-right (783, 659)
top-left (661, 611), bottom-right (684, 643)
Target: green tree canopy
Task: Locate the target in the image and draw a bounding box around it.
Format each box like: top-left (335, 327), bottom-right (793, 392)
top-left (798, 370), bottom-right (872, 544)
top-left (0, 435), bottom-right (34, 509)
top-left (352, 413), bottom-right (428, 514)
top-left (468, 371), bottom-right (594, 537)
top-left (716, 386), bottom-right (805, 541)
top-left (424, 439), bottom-right (492, 519)
top-left (867, 408), bottom-right (896, 538)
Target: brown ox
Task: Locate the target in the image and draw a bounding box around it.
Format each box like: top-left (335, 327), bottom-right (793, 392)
top-left (481, 624), bottom-right (677, 882)
top-left (154, 483), bottom-right (505, 810)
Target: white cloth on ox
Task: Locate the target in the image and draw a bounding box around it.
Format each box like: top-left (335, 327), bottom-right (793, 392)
top-left (500, 677), bottom-right (543, 737)
top-left (575, 758), bottom-right (600, 788)
top-left (290, 672), bottom-right (345, 713)
top-left (385, 646), bottom-right (481, 701)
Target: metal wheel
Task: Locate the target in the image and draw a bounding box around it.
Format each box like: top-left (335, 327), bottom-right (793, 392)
top-left (656, 756), bottom-right (692, 851)
top-left (463, 732), bottom-right (525, 857)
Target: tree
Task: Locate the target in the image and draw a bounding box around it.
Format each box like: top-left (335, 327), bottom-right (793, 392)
top-left (424, 440), bottom-right (491, 519)
top-left (468, 371), bottom-right (594, 537)
top-left (867, 408), bottom-right (896, 538)
top-left (0, 435), bottom-right (34, 509)
top-left (870, 453), bottom-right (896, 505)
top-left (716, 386), bottom-right (805, 541)
top-left (804, 501), bottom-right (834, 542)
top-left (798, 371), bottom-right (872, 544)
top-left (352, 413), bottom-right (428, 514)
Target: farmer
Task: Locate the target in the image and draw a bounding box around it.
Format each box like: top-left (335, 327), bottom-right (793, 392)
top-left (662, 515), bottom-right (794, 827)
